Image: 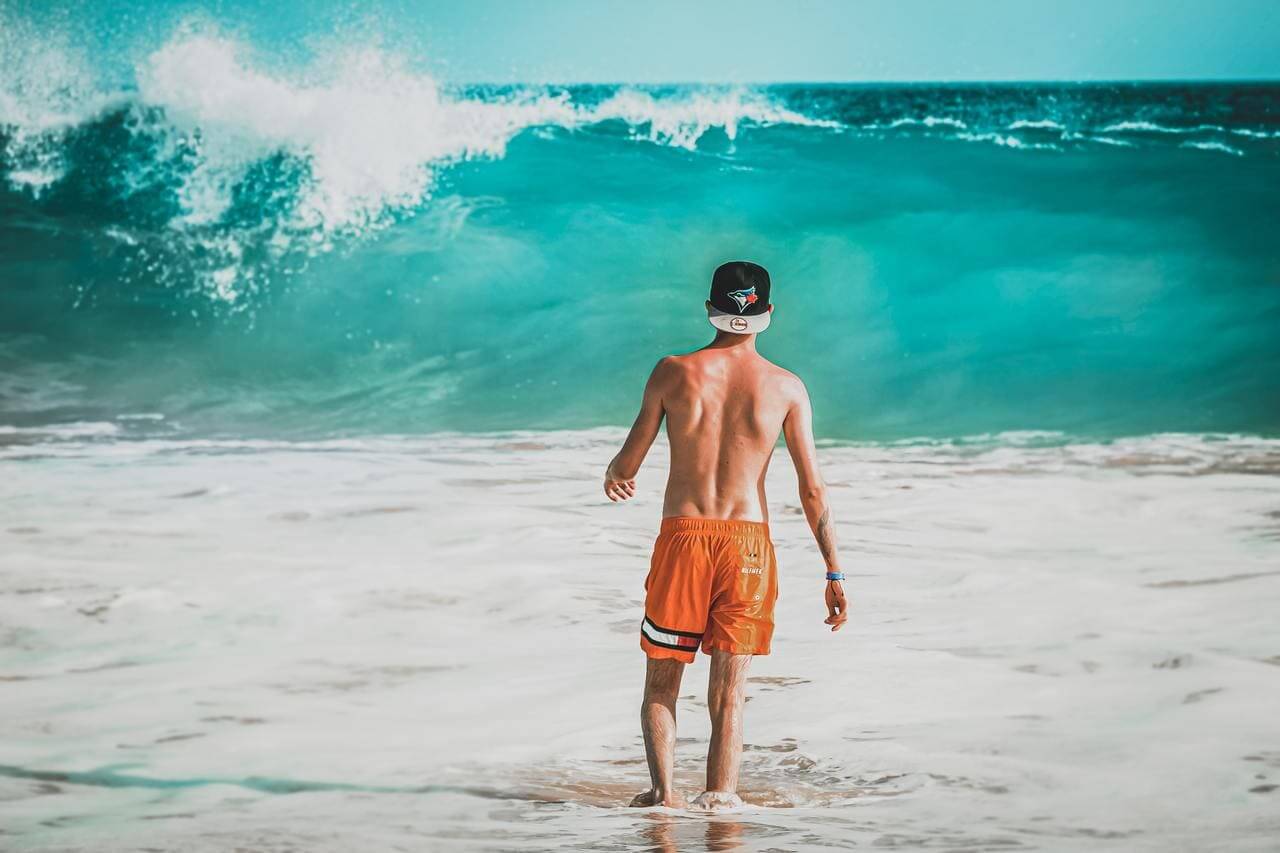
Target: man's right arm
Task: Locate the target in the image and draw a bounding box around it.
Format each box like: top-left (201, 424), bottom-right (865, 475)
top-left (603, 357), bottom-right (670, 502)
top-left (782, 379), bottom-right (849, 632)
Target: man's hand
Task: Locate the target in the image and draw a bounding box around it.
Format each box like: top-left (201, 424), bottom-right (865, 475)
top-left (824, 579), bottom-right (848, 631)
top-left (604, 466), bottom-right (637, 502)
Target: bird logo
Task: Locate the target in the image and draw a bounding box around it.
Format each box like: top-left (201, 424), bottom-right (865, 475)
top-left (727, 286), bottom-right (758, 313)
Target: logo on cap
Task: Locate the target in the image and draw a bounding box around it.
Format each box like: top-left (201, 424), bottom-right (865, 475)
top-left (727, 287), bottom-right (758, 313)
top-left (729, 317), bottom-right (748, 331)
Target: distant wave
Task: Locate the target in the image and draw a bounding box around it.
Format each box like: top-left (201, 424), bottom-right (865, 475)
top-left (883, 116), bottom-right (969, 130)
top-left (955, 131), bottom-right (1060, 151)
top-left (1180, 140), bottom-right (1245, 156)
top-left (1007, 119), bottom-right (1066, 131)
top-left (1100, 120), bottom-right (1232, 135)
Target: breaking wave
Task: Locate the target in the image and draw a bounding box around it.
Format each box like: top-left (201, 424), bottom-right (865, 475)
top-left (1, 13), bottom-right (1278, 441)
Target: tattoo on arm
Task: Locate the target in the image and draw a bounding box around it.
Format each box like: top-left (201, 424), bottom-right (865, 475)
top-left (816, 507), bottom-right (838, 568)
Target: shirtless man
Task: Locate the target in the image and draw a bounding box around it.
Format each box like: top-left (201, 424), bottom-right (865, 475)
top-left (604, 261), bottom-right (848, 811)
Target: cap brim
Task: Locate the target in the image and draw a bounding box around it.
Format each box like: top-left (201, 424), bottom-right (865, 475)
top-left (709, 307), bottom-right (771, 334)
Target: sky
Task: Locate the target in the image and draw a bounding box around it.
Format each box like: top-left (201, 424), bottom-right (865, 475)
top-left (414, 0), bottom-right (1280, 83)
top-left (9, 0), bottom-right (1280, 83)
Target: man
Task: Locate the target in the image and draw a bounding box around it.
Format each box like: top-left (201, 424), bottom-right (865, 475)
top-left (604, 260), bottom-right (848, 811)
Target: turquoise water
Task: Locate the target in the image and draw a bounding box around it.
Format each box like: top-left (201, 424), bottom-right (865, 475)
top-left (2, 23), bottom-right (1278, 440)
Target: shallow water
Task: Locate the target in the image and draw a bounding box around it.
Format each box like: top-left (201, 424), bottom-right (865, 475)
top-left (2, 429), bottom-right (1278, 850)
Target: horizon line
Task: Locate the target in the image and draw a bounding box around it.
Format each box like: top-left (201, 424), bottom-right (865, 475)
top-left (447, 77), bottom-right (1280, 87)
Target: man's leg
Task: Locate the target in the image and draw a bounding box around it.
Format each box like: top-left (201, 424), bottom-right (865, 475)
top-left (631, 656), bottom-right (689, 808)
top-left (694, 649), bottom-right (752, 809)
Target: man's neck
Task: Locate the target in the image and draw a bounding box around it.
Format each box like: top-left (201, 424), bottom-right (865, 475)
top-left (706, 331), bottom-right (758, 352)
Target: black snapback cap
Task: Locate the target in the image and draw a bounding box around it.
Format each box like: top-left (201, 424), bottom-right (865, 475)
top-left (708, 261), bottom-right (771, 334)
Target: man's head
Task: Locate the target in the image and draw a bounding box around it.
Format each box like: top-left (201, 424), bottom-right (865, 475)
top-left (706, 261), bottom-right (772, 334)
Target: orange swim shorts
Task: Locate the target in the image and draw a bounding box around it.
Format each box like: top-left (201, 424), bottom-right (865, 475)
top-left (640, 516), bottom-right (779, 663)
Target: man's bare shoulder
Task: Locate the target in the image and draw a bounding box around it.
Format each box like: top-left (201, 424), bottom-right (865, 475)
top-left (757, 356), bottom-right (809, 404)
top-left (646, 353), bottom-right (692, 393)
top-left (652, 353), bottom-right (688, 377)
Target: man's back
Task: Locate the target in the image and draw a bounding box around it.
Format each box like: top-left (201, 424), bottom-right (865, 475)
top-left (656, 346), bottom-right (797, 521)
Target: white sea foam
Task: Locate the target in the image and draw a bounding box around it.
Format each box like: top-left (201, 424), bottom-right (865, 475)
top-left (1007, 118), bottom-right (1065, 131)
top-left (1084, 133), bottom-right (1137, 147)
top-left (1101, 120), bottom-right (1233, 135)
top-left (0, 14), bottom-right (122, 195)
top-left (0, 15), bottom-right (117, 132)
top-left (0, 421), bottom-right (120, 439)
top-left (1231, 127), bottom-right (1280, 139)
top-left (1, 429), bottom-right (1278, 848)
top-left (1102, 120), bottom-right (1176, 133)
top-left (885, 115), bottom-right (969, 130)
top-left (136, 32), bottom-right (518, 232)
top-left (955, 131), bottom-right (1061, 151)
top-left (577, 87), bottom-right (839, 150)
top-left (1180, 140), bottom-right (1245, 156)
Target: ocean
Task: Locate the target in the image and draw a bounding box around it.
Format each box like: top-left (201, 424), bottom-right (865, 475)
top-left (2, 17), bottom-right (1280, 853)
top-left (2, 25), bottom-right (1279, 441)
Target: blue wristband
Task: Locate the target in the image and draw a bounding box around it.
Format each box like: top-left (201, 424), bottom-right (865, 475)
top-left (825, 571), bottom-right (845, 581)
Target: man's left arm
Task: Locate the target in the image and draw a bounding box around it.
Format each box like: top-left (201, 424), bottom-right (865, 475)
top-left (604, 358), bottom-right (669, 502)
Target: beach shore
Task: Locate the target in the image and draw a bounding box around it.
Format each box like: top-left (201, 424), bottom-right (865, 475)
top-left (2, 429), bottom-right (1278, 850)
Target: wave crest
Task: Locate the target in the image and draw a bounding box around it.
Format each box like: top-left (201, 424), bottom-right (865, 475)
top-left (3, 15), bottom-right (1279, 306)
top-left (3, 22), bottom-right (843, 302)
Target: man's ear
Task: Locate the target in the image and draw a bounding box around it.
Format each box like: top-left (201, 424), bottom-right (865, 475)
top-left (767, 303), bottom-right (774, 314)
top-left (706, 299), bottom-right (714, 311)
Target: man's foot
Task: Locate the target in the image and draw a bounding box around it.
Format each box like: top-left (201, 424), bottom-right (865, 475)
top-left (690, 790), bottom-right (744, 811)
top-left (629, 788), bottom-right (688, 808)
